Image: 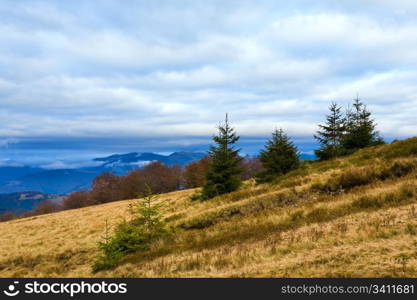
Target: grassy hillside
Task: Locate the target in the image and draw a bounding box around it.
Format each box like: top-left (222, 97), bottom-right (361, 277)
top-left (2, 138), bottom-right (417, 277)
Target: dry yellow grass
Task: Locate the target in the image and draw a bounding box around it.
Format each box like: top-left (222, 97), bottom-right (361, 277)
top-left (2, 138), bottom-right (417, 277)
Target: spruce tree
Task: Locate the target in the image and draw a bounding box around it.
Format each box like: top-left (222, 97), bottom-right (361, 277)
top-left (314, 102), bottom-right (346, 160)
top-left (92, 187), bottom-right (171, 272)
top-left (342, 96), bottom-right (384, 153)
top-left (201, 114), bottom-right (242, 200)
top-left (256, 128), bottom-right (299, 183)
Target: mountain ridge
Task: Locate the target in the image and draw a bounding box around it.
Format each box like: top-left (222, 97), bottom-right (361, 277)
top-left (93, 151), bottom-right (206, 166)
top-left (0, 151), bottom-right (206, 198)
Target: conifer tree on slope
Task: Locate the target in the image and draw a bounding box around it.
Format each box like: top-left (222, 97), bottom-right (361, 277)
top-left (201, 114), bottom-right (242, 199)
top-left (342, 96), bottom-right (384, 153)
top-left (256, 128), bottom-right (299, 183)
top-left (314, 102), bottom-right (345, 160)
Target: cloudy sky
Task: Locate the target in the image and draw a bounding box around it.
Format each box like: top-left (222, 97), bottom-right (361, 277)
top-left (1, 0), bottom-right (417, 163)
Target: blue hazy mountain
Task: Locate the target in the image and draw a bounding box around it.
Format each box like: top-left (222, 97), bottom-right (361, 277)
top-left (0, 166), bottom-right (44, 182)
top-left (0, 191), bottom-right (64, 214)
top-left (0, 168), bottom-right (101, 194)
top-left (0, 151), bottom-right (206, 195)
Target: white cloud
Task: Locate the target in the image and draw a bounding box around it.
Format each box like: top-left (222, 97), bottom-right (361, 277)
top-left (39, 160), bottom-right (102, 169)
top-left (0, 0), bottom-right (417, 142)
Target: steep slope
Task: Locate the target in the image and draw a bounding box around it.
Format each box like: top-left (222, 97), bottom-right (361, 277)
top-left (2, 138), bottom-right (417, 277)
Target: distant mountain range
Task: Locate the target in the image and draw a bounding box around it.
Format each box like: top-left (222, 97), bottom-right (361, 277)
top-left (0, 151), bottom-right (315, 214)
top-left (0, 191), bottom-right (64, 215)
top-left (0, 151), bottom-right (205, 195)
top-left (93, 151), bottom-right (206, 168)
